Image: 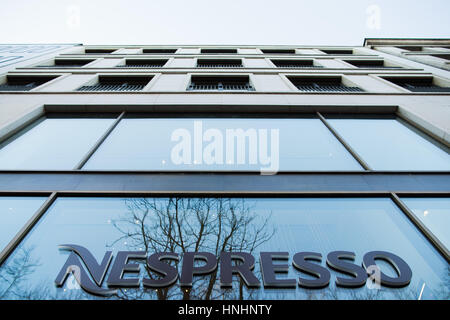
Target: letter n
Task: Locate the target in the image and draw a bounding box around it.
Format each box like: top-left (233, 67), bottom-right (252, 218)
top-left (54, 244), bottom-right (116, 296)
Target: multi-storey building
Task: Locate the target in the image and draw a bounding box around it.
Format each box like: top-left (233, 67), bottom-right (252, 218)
top-left (0, 39), bottom-right (448, 300)
top-left (0, 44), bottom-right (79, 74)
top-left (366, 38), bottom-right (450, 71)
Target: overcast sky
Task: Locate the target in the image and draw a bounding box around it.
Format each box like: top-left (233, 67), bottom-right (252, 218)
top-left (0, 0), bottom-right (449, 46)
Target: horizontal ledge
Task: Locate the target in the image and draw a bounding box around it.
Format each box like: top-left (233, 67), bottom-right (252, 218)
top-left (0, 172), bottom-right (448, 193)
top-left (13, 68), bottom-right (426, 72)
top-left (0, 191), bottom-right (449, 197)
top-left (0, 170), bottom-right (448, 174)
top-left (1, 91), bottom-right (449, 95)
top-left (41, 104), bottom-right (400, 114)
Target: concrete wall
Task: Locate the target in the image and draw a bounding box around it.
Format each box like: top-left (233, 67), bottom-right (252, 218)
top-left (1, 44), bottom-right (449, 146)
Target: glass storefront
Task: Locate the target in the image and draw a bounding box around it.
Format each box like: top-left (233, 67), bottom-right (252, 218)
top-left (0, 197), bottom-right (47, 252)
top-left (0, 197), bottom-right (447, 300)
top-left (402, 198), bottom-right (450, 250)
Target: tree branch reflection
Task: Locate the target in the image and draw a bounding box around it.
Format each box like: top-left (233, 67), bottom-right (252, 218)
top-left (109, 197), bottom-right (275, 300)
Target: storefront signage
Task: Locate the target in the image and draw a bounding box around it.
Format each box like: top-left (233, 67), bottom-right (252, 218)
top-left (55, 244), bottom-right (412, 296)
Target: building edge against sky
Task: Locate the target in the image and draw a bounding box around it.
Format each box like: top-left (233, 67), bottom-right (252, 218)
top-left (0, 38), bottom-right (448, 300)
top-left (0, 39), bottom-right (449, 146)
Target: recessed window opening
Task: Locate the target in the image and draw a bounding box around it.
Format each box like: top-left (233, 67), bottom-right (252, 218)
top-left (397, 46), bottom-right (423, 52)
top-left (382, 77), bottom-right (450, 93)
top-left (271, 59), bottom-right (320, 68)
top-left (117, 59), bottom-right (168, 68)
top-left (143, 49), bottom-right (177, 54)
top-left (188, 76), bottom-right (254, 91)
top-left (261, 49), bottom-right (295, 54)
top-left (77, 76), bottom-right (153, 92)
top-left (287, 76), bottom-right (364, 92)
top-left (430, 54), bottom-right (450, 61)
top-left (85, 48), bottom-right (116, 54)
top-left (0, 75), bottom-right (57, 91)
top-left (200, 49), bottom-right (237, 54)
top-left (344, 60), bottom-right (401, 69)
top-left (321, 49), bottom-right (353, 55)
top-left (196, 59), bottom-right (243, 68)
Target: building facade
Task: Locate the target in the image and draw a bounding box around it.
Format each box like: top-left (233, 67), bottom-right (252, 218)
top-left (0, 39), bottom-right (448, 300)
top-left (0, 44), bottom-right (79, 74)
top-left (365, 38), bottom-right (450, 71)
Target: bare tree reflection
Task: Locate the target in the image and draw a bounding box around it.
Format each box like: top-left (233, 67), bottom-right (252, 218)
top-left (0, 197), bottom-right (448, 301)
top-left (108, 197), bottom-right (275, 300)
top-left (0, 246), bottom-right (40, 299)
top-left (0, 246), bottom-right (89, 299)
top-left (436, 266), bottom-right (450, 300)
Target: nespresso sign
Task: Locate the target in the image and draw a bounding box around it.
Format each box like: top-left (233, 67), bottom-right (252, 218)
top-left (55, 244), bottom-right (413, 296)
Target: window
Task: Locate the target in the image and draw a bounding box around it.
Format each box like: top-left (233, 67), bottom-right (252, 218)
top-left (287, 76), bottom-right (364, 92)
top-left (200, 49), bottom-right (237, 54)
top-left (83, 117), bottom-right (362, 171)
top-left (0, 75), bottom-right (58, 91)
top-left (37, 59), bottom-right (94, 68)
top-left (0, 197), bottom-right (447, 300)
top-left (430, 54), bottom-right (450, 61)
top-left (0, 197), bottom-right (47, 252)
top-left (261, 49), bottom-right (295, 54)
top-left (397, 46), bottom-right (423, 52)
top-left (344, 60), bottom-right (401, 69)
top-left (401, 198), bottom-right (450, 250)
top-left (320, 49), bottom-right (353, 55)
top-left (271, 59), bottom-right (321, 68)
top-left (187, 76), bottom-right (254, 91)
top-left (85, 48), bottom-right (116, 54)
top-left (196, 59), bottom-right (243, 68)
top-left (327, 117), bottom-right (450, 171)
top-left (77, 76), bottom-right (153, 92)
top-left (3, 114), bottom-right (448, 172)
top-left (0, 116), bottom-right (115, 170)
top-left (117, 59), bottom-right (168, 68)
top-left (382, 77), bottom-right (450, 93)
top-left (142, 49), bottom-right (177, 54)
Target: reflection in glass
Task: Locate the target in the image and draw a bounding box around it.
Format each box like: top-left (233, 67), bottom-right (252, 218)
top-left (0, 118), bottom-right (114, 170)
top-left (83, 118), bottom-right (362, 171)
top-left (1, 197), bottom-right (448, 300)
top-left (327, 119), bottom-right (450, 171)
top-left (0, 197), bottom-right (47, 252)
top-left (402, 198), bottom-right (450, 251)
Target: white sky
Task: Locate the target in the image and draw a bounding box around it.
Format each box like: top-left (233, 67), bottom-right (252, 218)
top-left (0, 0), bottom-right (449, 46)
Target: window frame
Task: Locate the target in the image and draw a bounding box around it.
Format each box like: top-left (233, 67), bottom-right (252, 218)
top-left (0, 108), bottom-right (448, 173)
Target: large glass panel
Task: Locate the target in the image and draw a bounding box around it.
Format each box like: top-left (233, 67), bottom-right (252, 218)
top-left (0, 118), bottom-right (114, 170)
top-left (0, 197), bottom-right (447, 300)
top-left (402, 197), bottom-right (450, 250)
top-left (0, 197), bottom-right (47, 252)
top-left (327, 118), bottom-right (450, 171)
top-left (83, 118), bottom-right (362, 171)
